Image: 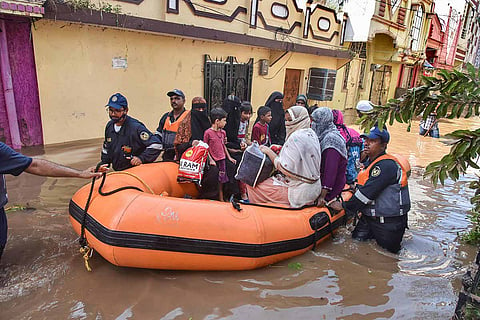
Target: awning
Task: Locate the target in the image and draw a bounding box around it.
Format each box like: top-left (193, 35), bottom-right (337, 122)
top-left (423, 60), bottom-right (435, 69)
top-left (0, 1), bottom-right (45, 18)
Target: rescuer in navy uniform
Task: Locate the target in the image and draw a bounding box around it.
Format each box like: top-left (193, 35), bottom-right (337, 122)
top-left (101, 93), bottom-right (162, 171)
top-left (341, 126), bottom-right (411, 253)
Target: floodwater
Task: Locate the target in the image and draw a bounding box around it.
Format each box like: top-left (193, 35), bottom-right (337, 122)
top-left (0, 117), bottom-right (478, 319)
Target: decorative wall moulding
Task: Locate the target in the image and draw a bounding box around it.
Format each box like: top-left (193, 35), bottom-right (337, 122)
top-left (0, 0), bottom-right (45, 17)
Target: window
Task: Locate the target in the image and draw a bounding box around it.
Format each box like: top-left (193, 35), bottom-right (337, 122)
top-left (410, 6), bottom-right (424, 51)
top-left (350, 42), bottom-right (367, 58)
top-left (391, 0), bottom-right (401, 15)
top-left (307, 68), bottom-right (337, 101)
top-left (462, 6), bottom-right (473, 39)
top-left (343, 63), bottom-right (350, 90)
top-left (400, 65), bottom-right (414, 89)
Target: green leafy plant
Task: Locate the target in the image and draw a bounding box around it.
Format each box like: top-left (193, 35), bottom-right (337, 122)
top-left (63, 0), bottom-right (122, 14)
top-left (464, 302), bottom-right (480, 319)
top-left (64, 0), bottom-right (97, 10)
top-left (288, 262), bottom-right (303, 270)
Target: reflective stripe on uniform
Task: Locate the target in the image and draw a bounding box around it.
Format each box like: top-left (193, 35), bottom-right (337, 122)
top-left (147, 143), bottom-right (163, 150)
top-left (354, 190), bottom-right (372, 204)
top-left (102, 148), bottom-right (108, 154)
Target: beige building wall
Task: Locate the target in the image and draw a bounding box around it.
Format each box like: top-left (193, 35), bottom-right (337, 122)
top-left (32, 20), bottom-right (339, 144)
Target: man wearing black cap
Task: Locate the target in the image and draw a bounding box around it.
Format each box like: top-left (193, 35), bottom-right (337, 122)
top-left (155, 89), bottom-right (188, 161)
top-left (340, 126), bottom-right (411, 253)
top-left (101, 93), bottom-right (162, 171)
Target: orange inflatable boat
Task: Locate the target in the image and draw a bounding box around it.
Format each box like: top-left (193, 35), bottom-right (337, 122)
top-left (69, 162), bottom-right (351, 271)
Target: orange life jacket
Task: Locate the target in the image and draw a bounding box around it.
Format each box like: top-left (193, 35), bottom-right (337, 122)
top-left (357, 154), bottom-right (408, 187)
top-left (162, 110), bottom-right (189, 148)
top-left (163, 110), bottom-right (189, 132)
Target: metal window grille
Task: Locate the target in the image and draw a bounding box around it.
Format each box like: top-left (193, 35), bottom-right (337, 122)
top-left (410, 5), bottom-right (423, 51)
top-left (204, 55), bottom-right (253, 110)
top-left (349, 42), bottom-right (367, 59)
top-left (307, 68), bottom-right (337, 101)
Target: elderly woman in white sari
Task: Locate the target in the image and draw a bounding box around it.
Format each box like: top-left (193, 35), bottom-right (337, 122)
top-left (246, 106), bottom-right (322, 208)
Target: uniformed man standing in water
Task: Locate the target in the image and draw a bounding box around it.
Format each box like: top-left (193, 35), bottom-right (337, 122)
top-left (101, 93), bottom-right (162, 171)
top-left (341, 126), bottom-right (411, 253)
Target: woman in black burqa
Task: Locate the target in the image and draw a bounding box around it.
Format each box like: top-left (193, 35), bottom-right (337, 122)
top-left (259, 91), bottom-right (286, 145)
top-left (221, 95), bottom-right (243, 199)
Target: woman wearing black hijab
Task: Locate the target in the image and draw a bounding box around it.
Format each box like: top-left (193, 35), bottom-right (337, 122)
top-left (174, 97), bottom-right (211, 157)
top-left (221, 95), bottom-right (242, 150)
top-left (262, 91), bottom-right (286, 145)
top-left (220, 95), bottom-right (243, 199)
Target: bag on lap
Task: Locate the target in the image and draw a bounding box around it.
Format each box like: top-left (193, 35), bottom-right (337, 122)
top-left (235, 142), bottom-right (273, 187)
top-left (177, 141), bottom-right (209, 185)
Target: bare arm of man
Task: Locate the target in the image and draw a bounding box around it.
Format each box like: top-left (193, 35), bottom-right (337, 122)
top-left (25, 159), bottom-right (108, 179)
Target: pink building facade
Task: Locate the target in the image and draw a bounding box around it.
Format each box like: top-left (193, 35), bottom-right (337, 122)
top-left (424, 5), bottom-right (462, 78)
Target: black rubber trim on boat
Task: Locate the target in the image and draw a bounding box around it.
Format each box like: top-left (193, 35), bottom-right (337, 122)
top-left (69, 200), bottom-right (343, 258)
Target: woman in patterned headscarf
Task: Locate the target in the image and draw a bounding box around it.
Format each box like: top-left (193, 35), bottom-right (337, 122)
top-left (311, 107), bottom-right (348, 207)
top-left (246, 106), bottom-right (322, 208)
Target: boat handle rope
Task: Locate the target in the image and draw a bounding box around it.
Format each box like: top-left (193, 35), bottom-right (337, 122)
top-left (99, 171), bottom-right (155, 196)
top-left (312, 213), bottom-right (334, 251)
top-left (78, 163), bottom-right (155, 271)
top-left (229, 196), bottom-right (337, 251)
top-left (78, 162), bottom-right (103, 272)
top-left (231, 199), bottom-right (316, 211)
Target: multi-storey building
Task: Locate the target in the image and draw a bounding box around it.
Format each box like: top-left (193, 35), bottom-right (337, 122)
top-left (334, 0), bottom-right (434, 108)
top-left (425, 6), bottom-right (462, 73)
top-left (458, 0), bottom-right (480, 67)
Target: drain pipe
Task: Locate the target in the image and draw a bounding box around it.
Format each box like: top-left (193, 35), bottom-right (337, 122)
top-left (0, 20), bottom-right (21, 149)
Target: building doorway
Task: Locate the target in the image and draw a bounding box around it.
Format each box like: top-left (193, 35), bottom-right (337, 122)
top-left (369, 65), bottom-right (392, 105)
top-left (283, 69), bottom-right (302, 109)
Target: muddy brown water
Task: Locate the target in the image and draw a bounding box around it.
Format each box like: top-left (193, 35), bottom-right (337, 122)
top-left (0, 118), bottom-right (478, 319)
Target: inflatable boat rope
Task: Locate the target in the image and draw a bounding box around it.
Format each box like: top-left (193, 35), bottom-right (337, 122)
top-left (79, 165), bottom-right (155, 271)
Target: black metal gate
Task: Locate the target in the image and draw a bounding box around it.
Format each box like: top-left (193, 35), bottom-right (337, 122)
top-left (204, 55), bottom-right (253, 110)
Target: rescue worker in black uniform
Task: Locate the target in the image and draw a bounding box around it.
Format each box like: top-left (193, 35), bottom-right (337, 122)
top-left (101, 93), bottom-right (162, 171)
top-left (342, 126), bottom-right (410, 253)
